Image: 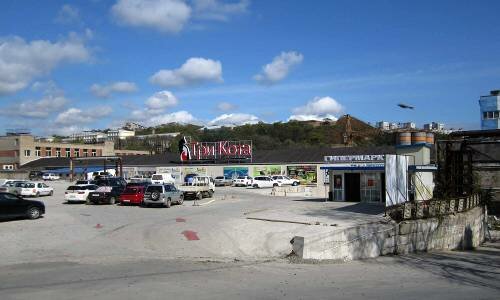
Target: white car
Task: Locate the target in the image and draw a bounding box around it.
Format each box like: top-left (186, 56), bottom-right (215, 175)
top-left (43, 173), bottom-right (60, 181)
top-left (251, 176), bottom-right (279, 188)
top-left (233, 176), bottom-right (253, 187)
top-left (17, 182), bottom-right (53, 197)
top-left (272, 175), bottom-right (300, 186)
top-left (65, 184), bottom-right (99, 203)
top-left (151, 173), bottom-right (175, 185)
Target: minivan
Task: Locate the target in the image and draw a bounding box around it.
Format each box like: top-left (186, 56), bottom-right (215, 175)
top-left (151, 173), bottom-right (175, 185)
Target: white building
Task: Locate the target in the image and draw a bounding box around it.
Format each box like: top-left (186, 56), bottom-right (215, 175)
top-left (376, 121), bottom-right (390, 131)
top-left (423, 122), bottom-right (445, 132)
top-left (70, 131), bottom-right (107, 143)
top-left (401, 122), bottom-right (416, 129)
top-left (107, 129), bottom-right (135, 140)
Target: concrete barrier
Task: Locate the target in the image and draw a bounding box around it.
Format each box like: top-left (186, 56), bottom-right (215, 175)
top-left (292, 206), bottom-right (486, 260)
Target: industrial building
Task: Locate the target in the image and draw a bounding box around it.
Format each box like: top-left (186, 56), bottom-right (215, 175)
top-left (479, 90), bottom-right (500, 130)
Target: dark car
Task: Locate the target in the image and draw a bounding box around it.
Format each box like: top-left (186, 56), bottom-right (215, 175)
top-left (29, 170), bottom-right (44, 180)
top-left (119, 184), bottom-right (147, 205)
top-left (87, 177), bottom-right (127, 205)
top-left (0, 192), bottom-right (45, 220)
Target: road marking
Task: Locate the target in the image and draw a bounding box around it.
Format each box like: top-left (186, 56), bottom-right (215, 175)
top-left (182, 230), bottom-right (199, 241)
top-left (176, 218), bottom-right (186, 222)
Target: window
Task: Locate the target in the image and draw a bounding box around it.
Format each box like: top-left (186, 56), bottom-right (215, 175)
top-left (487, 111), bottom-right (494, 119)
top-left (483, 112), bottom-right (488, 119)
top-left (360, 173), bottom-right (381, 203)
top-left (2, 165), bottom-right (14, 170)
top-left (74, 149), bottom-right (80, 157)
top-left (83, 149), bottom-right (88, 157)
top-left (91, 149), bottom-right (97, 157)
top-left (56, 148), bottom-right (61, 157)
top-left (46, 147), bottom-right (52, 157)
top-left (35, 147), bottom-right (41, 157)
top-left (66, 148), bottom-right (71, 157)
top-left (494, 111), bottom-right (500, 119)
top-left (24, 150), bottom-right (31, 157)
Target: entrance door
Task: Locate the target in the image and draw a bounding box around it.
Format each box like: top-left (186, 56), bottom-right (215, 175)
top-left (345, 173), bottom-right (361, 202)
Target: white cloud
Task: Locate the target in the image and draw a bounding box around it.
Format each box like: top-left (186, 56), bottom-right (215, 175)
top-left (55, 106), bottom-right (113, 125)
top-left (216, 101), bottom-right (237, 111)
top-left (193, 0), bottom-right (249, 21)
top-left (50, 125), bottom-right (90, 136)
top-left (289, 96), bottom-right (344, 121)
top-left (145, 90), bottom-right (178, 109)
top-left (111, 0), bottom-right (191, 34)
top-left (254, 51), bottom-right (303, 85)
top-left (90, 81), bottom-right (138, 98)
top-left (0, 35), bottom-right (90, 94)
top-left (55, 4), bottom-right (81, 24)
top-left (288, 114), bottom-right (338, 122)
top-left (150, 57), bottom-right (223, 88)
top-left (147, 110), bottom-right (197, 125)
top-left (209, 113), bottom-right (259, 126)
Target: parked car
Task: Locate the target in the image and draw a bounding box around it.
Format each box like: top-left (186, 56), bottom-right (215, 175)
top-left (75, 180), bottom-right (93, 185)
top-left (214, 176), bottom-right (233, 186)
top-left (233, 176), bottom-right (253, 187)
top-left (119, 185), bottom-right (147, 205)
top-left (64, 184), bottom-right (99, 203)
top-left (0, 192), bottom-right (45, 220)
top-left (87, 177), bottom-right (127, 205)
top-left (143, 184), bottom-right (184, 208)
top-left (151, 173), bottom-right (175, 185)
top-left (251, 176), bottom-right (279, 188)
top-left (0, 181), bottom-right (28, 194)
top-left (271, 175), bottom-right (300, 186)
top-left (42, 173), bottom-right (60, 181)
top-left (16, 182), bottom-right (54, 197)
top-left (29, 171), bottom-right (44, 180)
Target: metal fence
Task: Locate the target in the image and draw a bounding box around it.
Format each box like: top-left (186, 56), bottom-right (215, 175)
top-left (386, 193), bottom-right (482, 221)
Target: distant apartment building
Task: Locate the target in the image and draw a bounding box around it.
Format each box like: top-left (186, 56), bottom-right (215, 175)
top-left (479, 90), bottom-right (500, 130)
top-left (401, 122), bottom-right (416, 129)
top-left (423, 122), bottom-right (445, 132)
top-left (0, 134), bottom-right (115, 170)
top-left (69, 129), bottom-right (135, 143)
top-left (124, 122), bottom-right (145, 131)
top-left (376, 121), bottom-right (390, 131)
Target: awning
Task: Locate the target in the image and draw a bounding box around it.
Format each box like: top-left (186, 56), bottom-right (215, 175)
top-left (45, 166), bottom-right (105, 175)
top-left (320, 163), bottom-right (384, 171)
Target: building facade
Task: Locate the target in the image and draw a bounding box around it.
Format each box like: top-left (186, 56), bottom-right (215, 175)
top-left (479, 90), bottom-right (500, 130)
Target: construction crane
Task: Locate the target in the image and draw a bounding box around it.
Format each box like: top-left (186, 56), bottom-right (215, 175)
top-left (343, 114), bottom-right (353, 146)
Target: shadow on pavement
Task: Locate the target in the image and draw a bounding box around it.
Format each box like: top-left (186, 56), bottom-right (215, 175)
top-left (393, 245), bottom-right (500, 291)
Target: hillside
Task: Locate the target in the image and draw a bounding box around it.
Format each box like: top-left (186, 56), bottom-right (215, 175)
top-left (133, 115), bottom-right (394, 152)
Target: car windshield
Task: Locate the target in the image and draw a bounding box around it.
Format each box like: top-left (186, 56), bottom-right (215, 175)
top-left (123, 187), bottom-right (141, 194)
top-left (23, 183), bottom-right (35, 188)
top-left (146, 186), bottom-right (163, 193)
top-left (215, 176), bottom-right (224, 179)
top-left (76, 180), bottom-right (88, 184)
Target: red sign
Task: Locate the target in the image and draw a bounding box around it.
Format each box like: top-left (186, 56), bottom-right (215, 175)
top-left (180, 139), bottom-right (252, 161)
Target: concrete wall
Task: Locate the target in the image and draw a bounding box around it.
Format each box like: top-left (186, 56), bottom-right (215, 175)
top-left (292, 206), bottom-right (486, 260)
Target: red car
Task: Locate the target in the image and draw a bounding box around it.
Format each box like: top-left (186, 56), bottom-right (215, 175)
top-left (119, 185), bottom-right (146, 205)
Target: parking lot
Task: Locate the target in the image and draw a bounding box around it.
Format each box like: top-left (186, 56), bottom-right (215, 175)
top-left (0, 180), bottom-right (388, 266)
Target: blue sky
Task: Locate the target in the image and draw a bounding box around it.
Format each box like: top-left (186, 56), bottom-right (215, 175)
top-left (1, 0), bottom-right (499, 135)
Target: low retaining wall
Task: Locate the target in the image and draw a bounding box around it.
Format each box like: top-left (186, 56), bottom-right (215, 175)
top-left (292, 206), bottom-right (486, 260)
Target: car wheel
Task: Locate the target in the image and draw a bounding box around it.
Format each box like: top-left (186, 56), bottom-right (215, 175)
top-left (292, 182), bottom-right (298, 186)
top-left (109, 197), bottom-right (116, 205)
top-left (151, 191), bottom-right (160, 201)
top-left (86, 198), bottom-right (91, 205)
top-left (178, 194), bottom-right (184, 205)
top-left (27, 207), bottom-right (41, 220)
top-left (253, 184), bottom-right (259, 188)
top-left (49, 190), bottom-right (54, 196)
top-left (273, 183), bottom-right (278, 187)
top-left (165, 198), bottom-right (172, 208)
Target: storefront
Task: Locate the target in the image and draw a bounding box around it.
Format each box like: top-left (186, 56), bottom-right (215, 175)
top-left (321, 156), bottom-right (386, 203)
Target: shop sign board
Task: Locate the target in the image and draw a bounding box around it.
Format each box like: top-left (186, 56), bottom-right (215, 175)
top-left (253, 165), bottom-right (282, 177)
top-left (224, 167), bottom-right (249, 179)
top-left (324, 155), bottom-right (384, 162)
top-left (287, 165), bottom-right (317, 185)
top-left (179, 137), bottom-right (252, 161)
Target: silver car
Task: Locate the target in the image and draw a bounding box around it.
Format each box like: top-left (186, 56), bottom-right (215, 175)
top-left (143, 184), bottom-right (184, 208)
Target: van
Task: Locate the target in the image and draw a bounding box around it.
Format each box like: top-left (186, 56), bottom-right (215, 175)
top-left (151, 173), bottom-right (175, 185)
